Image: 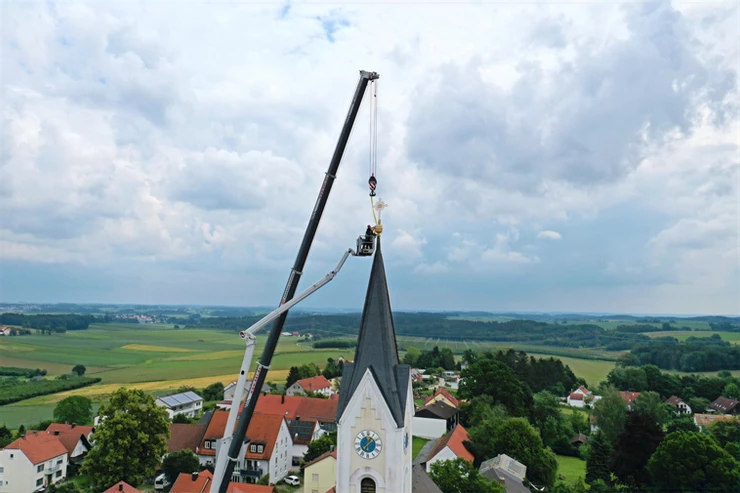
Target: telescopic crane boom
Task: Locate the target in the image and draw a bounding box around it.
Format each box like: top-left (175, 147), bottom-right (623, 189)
top-left (215, 70), bottom-right (380, 492)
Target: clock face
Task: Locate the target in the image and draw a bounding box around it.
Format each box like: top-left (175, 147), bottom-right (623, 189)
top-left (354, 430), bottom-right (382, 459)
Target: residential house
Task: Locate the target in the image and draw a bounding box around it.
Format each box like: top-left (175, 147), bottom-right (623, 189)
top-left (709, 397), bottom-right (739, 415)
top-left (288, 419), bottom-right (320, 467)
top-left (479, 454), bottom-right (529, 493)
top-left (665, 396), bottom-right (692, 415)
top-left (0, 431), bottom-right (68, 492)
top-left (303, 450), bottom-right (337, 493)
top-left (254, 394), bottom-right (339, 434)
top-left (224, 381), bottom-right (273, 401)
top-left (619, 391), bottom-right (641, 409)
top-left (167, 423), bottom-right (207, 454)
top-left (45, 423), bottom-right (94, 465)
top-left (693, 413), bottom-right (739, 431)
top-left (102, 481), bottom-right (142, 493)
top-left (170, 471), bottom-right (278, 493)
top-left (567, 386), bottom-right (601, 408)
top-left (328, 377), bottom-right (341, 393)
top-left (410, 369), bottom-right (424, 383)
top-left (0, 327), bottom-right (11, 336)
top-left (413, 401), bottom-right (459, 439)
top-left (424, 388), bottom-right (459, 409)
top-left (415, 424), bottom-right (474, 473)
top-left (156, 391), bottom-right (204, 419)
top-left (286, 376), bottom-right (333, 397)
top-left (197, 410), bottom-right (292, 485)
top-left (569, 434), bottom-right (589, 448)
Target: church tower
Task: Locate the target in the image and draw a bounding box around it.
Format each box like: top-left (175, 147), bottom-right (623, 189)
top-left (335, 238), bottom-right (413, 493)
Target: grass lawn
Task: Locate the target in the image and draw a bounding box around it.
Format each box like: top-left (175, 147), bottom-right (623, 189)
top-left (412, 436), bottom-right (430, 460)
top-left (555, 454), bottom-right (586, 485)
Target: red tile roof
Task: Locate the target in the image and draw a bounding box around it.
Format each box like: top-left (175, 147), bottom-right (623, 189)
top-left (227, 483), bottom-right (278, 493)
top-left (199, 411), bottom-right (286, 460)
top-left (568, 393), bottom-right (584, 401)
top-left (304, 450), bottom-right (337, 469)
top-left (577, 385), bottom-right (591, 395)
top-left (425, 388), bottom-right (459, 408)
top-left (171, 471), bottom-right (213, 493)
top-left (619, 391), bottom-right (641, 405)
top-left (251, 394), bottom-right (338, 423)
top-left (45, 423), bottom-right (94, 456)
top-left (427, 424), bottom-right (474, 463)
top-left (4, 431), bottom-right (68, 465)
top-left (694, 413), bottom-right (739, 427)
top-left (102, 481), bottom-right (143, 493)
top-left (296, 375), bottom-right (332, 391)
top-left (665, 395), bottom-right (685, 407)
top-left (168, 423), bottom-right (207, 454)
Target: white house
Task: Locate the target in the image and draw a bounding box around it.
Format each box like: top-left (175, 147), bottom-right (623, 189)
top-left (567, 385), bottom-right (601, 408)
top-left (416, 424), bottom-right (474, 473)
top-left (224, 380), bottom-right (273, 401)
top-left (286, 376), bottom-right (332, 397)
top-left (197, 410), bottom-right (293, 485)
top-left (287, 419), bottom-right (321, 468)
top-left (45, 423), bottom-right (94, 464)
top-left (665, 396), bottom-right (692, 415)
top-left (0, 432), bottom-right (68, 492)
top-left (156, 391), bottom-right (203, 419)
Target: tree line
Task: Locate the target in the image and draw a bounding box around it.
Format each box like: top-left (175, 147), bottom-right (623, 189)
top-left (0, 313), bottom-right (94, 331)
top-left (629, 336), bottom-right (740, 371)
top-left (0, 376), bottom-right (101, 405)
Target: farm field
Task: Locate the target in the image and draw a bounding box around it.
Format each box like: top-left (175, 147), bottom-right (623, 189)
top-left (643, 330), bottom-right (740, 343)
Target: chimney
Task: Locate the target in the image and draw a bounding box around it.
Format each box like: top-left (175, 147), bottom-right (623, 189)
top-left (192, 472), bottom-right (199, 481)
top-left (281, 394), bottom-right (285, 404)
top-left (296, 416), bottom-right (300, 421)
top-left (118, 483), bottom-right (123, 491)
top-left (54, 431), bottom-right (61, 435)
top-left (71, 424), bottom-right (76, 429)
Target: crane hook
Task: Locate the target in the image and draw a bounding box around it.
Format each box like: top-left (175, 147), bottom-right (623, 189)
top-left (368, 175), bottom-right (377, 197)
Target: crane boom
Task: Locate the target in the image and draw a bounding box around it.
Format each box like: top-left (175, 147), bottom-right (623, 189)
top-left (210, 249), bottom-right (354, 493)
top-left (216, 69), bottom-right (379, 492)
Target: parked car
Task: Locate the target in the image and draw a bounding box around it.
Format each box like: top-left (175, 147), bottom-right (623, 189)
top-left (284, 475), bottom-right (301, 486)
top-left (155, 473), bottom-right (171, 490)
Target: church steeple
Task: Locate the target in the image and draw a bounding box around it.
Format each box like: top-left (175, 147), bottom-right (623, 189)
top-left (336, 237), bottom-right (410, 427)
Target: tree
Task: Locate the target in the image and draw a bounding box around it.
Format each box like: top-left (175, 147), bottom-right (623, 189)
top-left (439, 348), bottom-right (456, 371)
top-left (17, 424), bottom-right (25, 437)
top-left (532, 391), bottom-right (573, 452)
top-left (162, 450), bottom-right (201, 483)
top-left (709, 419), bottom-right (740, 449)
top-left (458, 359), bottom-right (533, 418)
top-left (648, 432), bottom-right (740, 492)
top-left (611, 412), bottom-right (664, 487)
top-left (403, 347), bottom-right (421, 366)
top-left (569, 411), bottom-right (589, 436)
top-left (465, 404), bottom-right (507, 462)
top-left (202, 382), bottom-right (224, 401)
top-left (303, 432), bottom-right (336, 464)
top-left (490, 418), bottom-right (557, 488)
top-left (633, 391), bottom-right (670, 426)
top-left (723, 382), bottom-right (740, 400)
top-left (666, 414), bottom-right (699, 434)
top-left (48, 483), bottom-right (81, 493)
top-left (172, 413), bottom-right (191, 424)
top-left (286, 367), bottom-right (301, 388)
top-left (585, 431), bottom-right (611, 485)
top-left (428, 457), bottom-right (504, 493)
top-left (687, 397), bottom-right (710, 414)
top-left (72, 365), bottom-right (86, 377)
top-left (0, 425), bottom-right (11, 448)
top-left (591, 387), bottom-right (627, 445)
top-left (81, 388), bottom-right (170, 489)
top-left (54, 396), bottom-right (93, 425)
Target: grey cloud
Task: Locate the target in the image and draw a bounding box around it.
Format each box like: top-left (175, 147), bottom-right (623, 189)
top-left (405, 2), bottom-right (735, 191)
top-left (528, 19), bottom-right (567, 48)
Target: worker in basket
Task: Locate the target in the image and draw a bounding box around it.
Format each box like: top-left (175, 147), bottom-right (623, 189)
top-left (364, 224), bottom-right (377, 244)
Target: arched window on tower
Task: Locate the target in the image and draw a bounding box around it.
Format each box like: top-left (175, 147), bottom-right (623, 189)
top-left (360, 477), bottom-right (376, 493)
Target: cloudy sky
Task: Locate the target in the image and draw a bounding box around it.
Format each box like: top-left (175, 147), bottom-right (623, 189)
top-left (1, 1), bottom-right (738, 315)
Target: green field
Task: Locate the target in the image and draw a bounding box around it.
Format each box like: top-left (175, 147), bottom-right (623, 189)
top-left (643, 331), bottom-right (740, 343)
top-left (555, 455), bottom-right (586, 485)
top-left (412, 436), bottom-right (429, 460)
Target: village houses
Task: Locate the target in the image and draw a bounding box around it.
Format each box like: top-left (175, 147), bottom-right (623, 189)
top-left (0, 432), bottom-right (68, 493)
top-left (156, 391), bottom-right (204, 419)
top-left (286, 375), bottom-right (333, 397)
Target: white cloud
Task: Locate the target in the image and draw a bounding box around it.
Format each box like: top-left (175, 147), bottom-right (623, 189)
top-left (0, 1), bottom-right (737, 313)
top-left (537, 230), bottom-right (562, 240)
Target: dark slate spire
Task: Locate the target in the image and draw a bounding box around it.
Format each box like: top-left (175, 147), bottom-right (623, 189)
top-left (336, 237), bottom-right (410, 427)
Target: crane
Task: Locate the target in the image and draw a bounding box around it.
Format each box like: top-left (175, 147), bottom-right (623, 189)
top-left (214, 69), bottom-right (380, 492)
